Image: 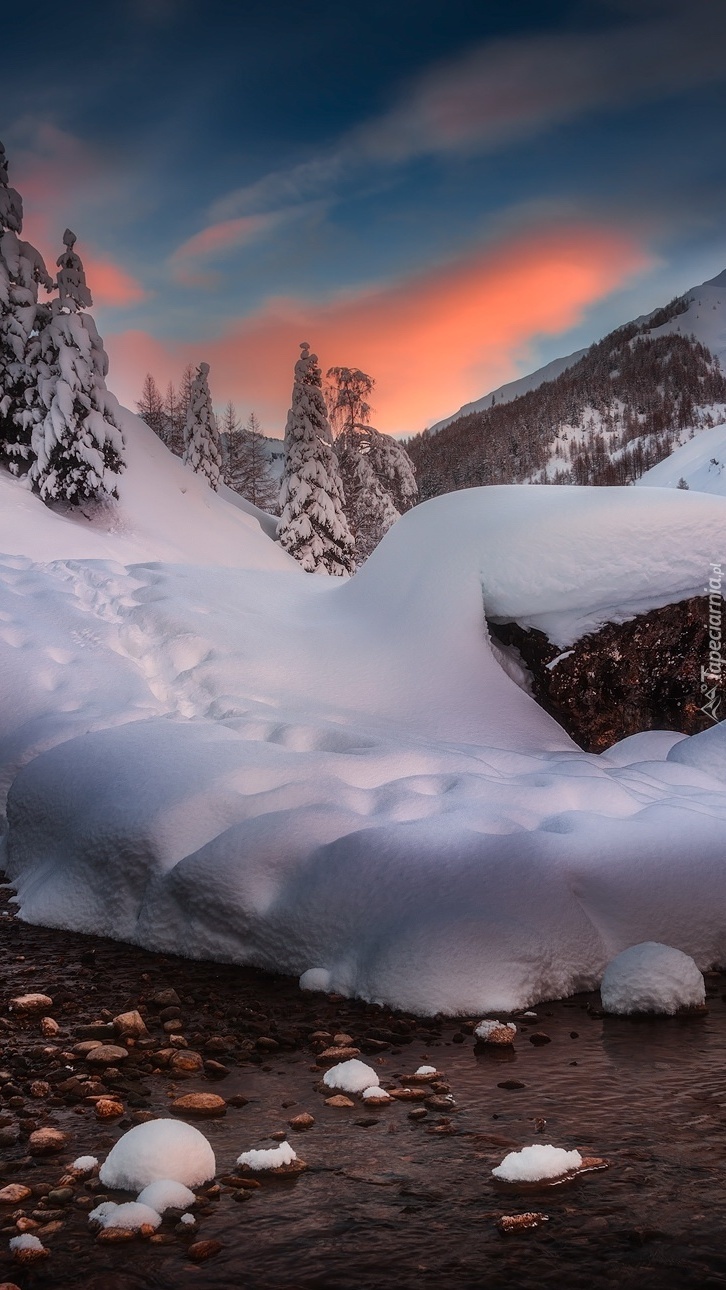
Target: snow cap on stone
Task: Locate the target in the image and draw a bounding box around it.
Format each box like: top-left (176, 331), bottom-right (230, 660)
top-left (600, 942), bottom-right (705, 1015)
top-left (99, 1118), bottom-right (215, 1190)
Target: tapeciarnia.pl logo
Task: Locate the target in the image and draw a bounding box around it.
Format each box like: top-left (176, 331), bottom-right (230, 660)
top-left (701, 561), bottom-right (724, 723)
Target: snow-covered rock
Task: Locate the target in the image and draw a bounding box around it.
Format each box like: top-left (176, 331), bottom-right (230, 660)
top-left (136, 1179), bottom-right (197, 1213)
top-left (600, 942), bottom-right (705, 1015)
top-left (89, 1201), bottom-right (161, 1231)
top-left (474, 1020), bottom-right (517, 1044)
top-left (322, 1059), bottom-right (380, 1094)
top-left (98, 1119), bottom-right (215, 1190)
top-left (236, 1143), bottom-right (297, 1171)
top-left (492, 1144), bottom-right (583, 1183)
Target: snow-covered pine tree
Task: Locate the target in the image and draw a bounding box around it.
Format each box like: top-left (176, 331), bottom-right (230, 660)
top-left (278, 342), bottom-right (355, 574)
top-left (366, 426), bottom-right (418, 514)
top-left (182, 361), bottom-right (222, 489)
top-left (30, 230), bottom-right (125, 505)
top-left (0, 140), bottom-right (53, 474)
top-left (335, 425), bottom-right (401, 561)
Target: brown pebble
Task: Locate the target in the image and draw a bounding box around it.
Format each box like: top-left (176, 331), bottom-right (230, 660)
top-left (497, 1212), bottom-right (549, 1234)
top-left (9, 993), bottom-right (53, 1013)
top-left (28, 1127), bottom-right (69, 1155)
top-left (169, 1050), bottom-right (204, 1075)
top-left (408, 1108), bottom-right (428, 1121)
top-left (288, 1113), bottom-right (315, 1130)
top-left (324, 1095), bottom-right (355, 1108)
top-left (28, 1081), bottom-right (51, 1099)
top-left (97, 1227), bottom-right (135, 1243)
top-left (113, 1010), bottom-right (149, 1039)
top-left (256, 1036), bottom-right (279, 1052)
top-left (149, 1233), bottom-right (176, 1245)
top-left (85, 1044), bottom-right (129, 1065)
top-left (40, 1017), bottom-right (60, 1037)
top-left (388, 1088), bottom-right (428, 1101)
top-left (95, 1098), bottom-right (124, 1120)
top-left (188, 1239), bottom-right (223, 1262)
top-left (0, 1281), bottom-right (24, 1289)
top-left (11, 1243), bottom-right (49, 1263)
top-left (0, 1185), bottom-right (32, 1204)
top-left (333, 1033), bottom-right (354, 1046)
top-left (529, 1033), bottom-right (551, 1046)
top-left (317, 1046), bottom-right (361, 1062)
top-left (171, 1092), bottom-right (227, 1118)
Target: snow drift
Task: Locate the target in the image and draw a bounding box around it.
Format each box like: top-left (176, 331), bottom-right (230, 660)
top-left (1, 424), bottom-right (725, 1014)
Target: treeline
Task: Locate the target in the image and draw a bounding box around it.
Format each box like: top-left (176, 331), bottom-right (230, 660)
top-left (408, 311), bottom-right (726, 497)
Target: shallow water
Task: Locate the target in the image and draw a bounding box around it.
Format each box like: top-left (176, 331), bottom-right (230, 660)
top-left (2, 898), bottom-right (726, 1289)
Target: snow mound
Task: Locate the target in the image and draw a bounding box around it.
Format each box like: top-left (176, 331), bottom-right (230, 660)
top-left (668, 721), bottom-right (726, 785)
top-left (600, 942), bottom-right (705, 1015)
top-left (236, 1143), bottom-right (297, 1171)
top-left (72, 1155), bottom-right (98, 1173)
top-left (89, 1201), bottom-right (161, 1231)
top-left (99, 1119), bottom-right (215, 1190)
top-left (322, 1059), bottom-right (380, 1094)
top-left (415, 1065), bottom-right (436, 1076)
top-left (9, 1233), bottom-right (46, 1251)
top-left (361, 1085), bottom-right (391, 1102)
top-left (136, 1179), bottom-right (197, 1213)
top-left (492, 1144), bottom-right (583, 1183)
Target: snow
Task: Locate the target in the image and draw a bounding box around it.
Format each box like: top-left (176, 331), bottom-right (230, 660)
top-left (9, 1234), bottom-right (46, 1252)
top-left (636, 422), bottom-right (726, 497)
top-left (474, 1020), bottom-right (516, 1041)
top-left (72, 1155), bottom-right (99, 1173)
top-left (98, 1119), bottom-right (215, 1190)
top-left (89, 1201), bottom-right (162, 1231)
top-left (415, 1065), bottom-right (437, 1076)
top-left (136, 1179), bottom-right (197, 1213)
top-left (322, 1059), bottom-right (380, 1094)
top-left (236, 1142), bottom-right (297, 1171)
top-left (600, 942), bottom-right (705, 1015)
top-left (428, 349), bottom-right (589, 433)
top-left (361, 1085), bottom-right (391, 1101)
top-left (492, 1144), bottom-right (583, 1183)
top-left (1, 453), bottom-right (726, 1014)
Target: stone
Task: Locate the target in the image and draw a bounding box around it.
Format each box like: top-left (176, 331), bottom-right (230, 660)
top-left (0, 1185), bottom-right (32, 1204)
top-left (95, 1098), bottom-right (124, 1119)
top-left (497, 1212), bottom-right (549, 1234)
top-left (204, 1060), bottom-right (230, 1078)
top-left (169, 1050), bottom-right (204, 1076)
top-left (333, 1033), bottom-right (354, 1046)
top-left (11, 1241), bottom-right (49, 1263)
top-left (28, 1081), bottom-right (51, 1099)
top-left (85, 1044), bottom-right (129, 1065)
top-left (97, 1227), bottom-right (135, 1243)
top-left (256, 1037), bottom-right (279, 1052)
top-left (324, 1095), bottom-right (355, 1108)
top-left (40, 1018), bottom-right (60, 1037)
top-left (28, 1128), bottom-right (69, 1155)
top-left (388, 1088), bottom-right (428, 1101)
top-left (317, 1046), bottom-right (361, 1062)
top-left (408, 1108), bottom-right (428, 1121)
top-left (170, 1092), bottom-right (227, 1118)
top-left (113, 1010), bottom-right (148, 1039)
top-left (188, 1240), bottom-right (223, 1261)
top-left (9, 994), bottom-right (53, 1014)
top-left (288, 1113), bottom-right (315, 1130)
top-left (529, 1033), bottom-right (552, 1046)
top-left (149, 988), bottom-right (181, 1007)
top-left (46, 1189), bottom-right (74, 1206)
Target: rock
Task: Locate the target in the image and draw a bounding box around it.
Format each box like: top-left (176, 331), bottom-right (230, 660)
top-left (46, 1188), bottom-right (74, 1206)
top-left (256, 1036), bottom-right (279, 1052)
top-left (73, 1040), bottom-right (104, 1056)
top-left (388, 1088), bottom-right (428, 1101)
top-left (475, 1021), bottom-right (517, 1045)
top-left (188, 1239), bottom-right (223, 1261)
top-left (28, 1081), bottom-right (51, 1099)
top-left (0, 1282), bottom-right (24, 1289)
top-left (95, 1098), bottom-right (124, 1119)
top-left (163, 1019), bottom-right (183, 1033)
top-left (317, 1046), bottom-right (361, 1062)
top-left (85, 1044), bottom-right (129, 1065)
top-left (97, 1227), bottom-right (135, 1243)
top-left (408, 1108), bottom-right (428, 1121)
top-left (149, 988), bottom-right (181, 1007)
top-left (288, 1113), bottom-right (315, 1130)
top-left (203, 1060), bottom-right (230, 1078)
top-left (0, 1185), bottom-right (32, 1204)
top-left (425, 1094), bottom-right (456, 1111)
top-left (28, 1128), bottom-right (69, 1155)
top-left (0, 1126), bottom-right (21, 1147)
top-left (9, 994), bottom-right (53, 1014)
top-left (529, 1033), bottom-right (551, 1046)
top-left (324, 1095), bottom-right (355, 1108)
top-left (497, 1212), bottom-right (549, 1234)
top-left (333, 1033), bottom-right (354, 1046)
top-left (169, 1050), bottom-right (204, 1076)
top-left (497, 1079), bottom-right (526, 1090)
top-left (39, 1017), bottom-right (60, 1037)
top-left (171, 1093), bottom-right (227, 1118)
top-left (11, 1239), bottom-right (49, 1263)
top-left (113, 1010), bottom-right (149, 1039)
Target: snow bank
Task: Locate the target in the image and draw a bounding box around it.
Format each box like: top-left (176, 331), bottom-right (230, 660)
top-left (600, 942), bottom-right (705, 1015)
top-left (99, 1119), bottom-right (215, 1190)
top-left (1, 480), bottom-right (726, 1014)
top-left (492, 1144), bottom-right (582, 1183)
top-left (323, 1059), bottom-right (380, 1094)
top-left (136, 1179), bottom-right (197, 1213)
top-left (236, 1143), bottom-right (297, 1171)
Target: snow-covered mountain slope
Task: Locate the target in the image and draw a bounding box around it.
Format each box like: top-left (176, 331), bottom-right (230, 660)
top-left (636, 422), bottom-right (726, 496)
top-left (428, 348), bottom-right (588, 434)
top-left (0, 403), bottom-right (292, 570)
top-left (2, 476), bottom-right (726, 1014)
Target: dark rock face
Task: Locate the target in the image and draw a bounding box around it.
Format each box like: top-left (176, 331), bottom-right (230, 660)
top-left (492, 595), bottom-right (725, 752)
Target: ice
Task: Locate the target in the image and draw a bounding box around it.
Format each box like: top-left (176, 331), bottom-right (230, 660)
top-left (600, 942), bottom-right (705, 1015)
top-left (98, 1119), bottom-right (215, 1190)
top-left (323, 1059), bottom-right (380, 1093)
top-left (236, 1142), bottom-right (297, 1171)
top-left (89, 1201), bottom-right (162, 1231)
top-left (136, 1179), bottom-right (197, 1213)
top-left (492, 1144), bottom-right (583, 1183)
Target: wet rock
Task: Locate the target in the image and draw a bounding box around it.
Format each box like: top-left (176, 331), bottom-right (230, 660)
top-left (408, 1108), bottom-right (428, 1121)
top-left (76, 1023), bottom-right (115, 1041)
top-left (28, 1081), bottom-right (51, 1099)
top-left (324, 1095), bottom-right (355, 1108)
top-left (388, 1088), bottom-right (428, 1101)
top-left (113, 1010), bottom-right (148, 1039)
top-left (317, 1046), bottom-right (361, 1062)
top-left (333, 1033), bottom-right (354, 1046)
top-left (39, 1018), bottom-right (60, 1038)
top-left (97, 1227), bottom-right (135, 1243)
top-left (497, 1080), bottom-right (526, 1090)
top-left (475, 1021), bottom-right (517, 1046)
top-left (85, 1044), bottom-right (129, 1065)
top-left (0, 1185), bottom-right (32, 1204)
top-left (11, 1237), bottom-right (49, 1263)
top-left (171, 1092), bottom-right (227, 1118)
top-left (163, 1019), bottom-right (183, 1033)
top-left (227, 1094), bottom-right (249, 1108)
top-left (256, 1036), bottom-right (279, 1052)
top-left (0, 1127), bottom-right (20, 1148)
top-left (529, 1033), bottom-right (552, 1046)
top-left (28, 1128), bottom-right (68, 1155)
top-left (169, 1050), bottom-right (204, 1076)
top-left (9, 994), bottom-right (53, 1014)
top-left (203, 1060), bottom-right (229, 1078)
top-left (188, 1239), bottom-right (222, 1261)
top-left (288, 1113), bottom-right (315, 1130)
top-left (149, 989), bottom-right (181, 1008)
top-left (497, 1212), bottom-right (549, 1234)
top-left (94, 1098), bottom-right (124, 1120)
top-left (46, 1188), bottom-right (74, 1206)
top-left (159, 1006), bottom-right (181, 1022)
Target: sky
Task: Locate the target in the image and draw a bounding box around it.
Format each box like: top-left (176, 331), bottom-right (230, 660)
top-left (2, 0), bottom-right (726, 437)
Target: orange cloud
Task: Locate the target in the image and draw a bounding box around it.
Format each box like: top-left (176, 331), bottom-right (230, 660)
top-left (82, 254), bottom-right (148, 307)
top-left (106, 222), bottom-right (652, 435)
top-left (169, 214), bottom-right (283, 286)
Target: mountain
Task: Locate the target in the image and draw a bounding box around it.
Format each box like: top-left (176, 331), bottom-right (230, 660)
top-left (409, 270), bottom-right (726, 498)
top-left (635, 421), bottom-right (726, 497)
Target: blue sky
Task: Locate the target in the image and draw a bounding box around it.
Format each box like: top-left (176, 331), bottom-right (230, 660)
top-left (2, 0), bottom-right (726, 433)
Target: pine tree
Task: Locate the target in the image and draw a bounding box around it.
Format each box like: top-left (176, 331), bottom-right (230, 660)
top-left (0, 140), bottom-right (53, 474)
top-left (278, 342), bottom-right (355, 574)
top-left (137, 373), bottom-right (165, 438)
top-left (336, 426), bottom-right (401, 561)
top-left (30, 230), bottom-right (125, 505)
top-left (225, 410), bottom-right (278, 511)
top-left (182, 361), bottom-right (222, 489)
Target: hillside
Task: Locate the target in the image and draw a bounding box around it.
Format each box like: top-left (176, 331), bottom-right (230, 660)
top-left (410, 270), bottom-right (726, 498)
